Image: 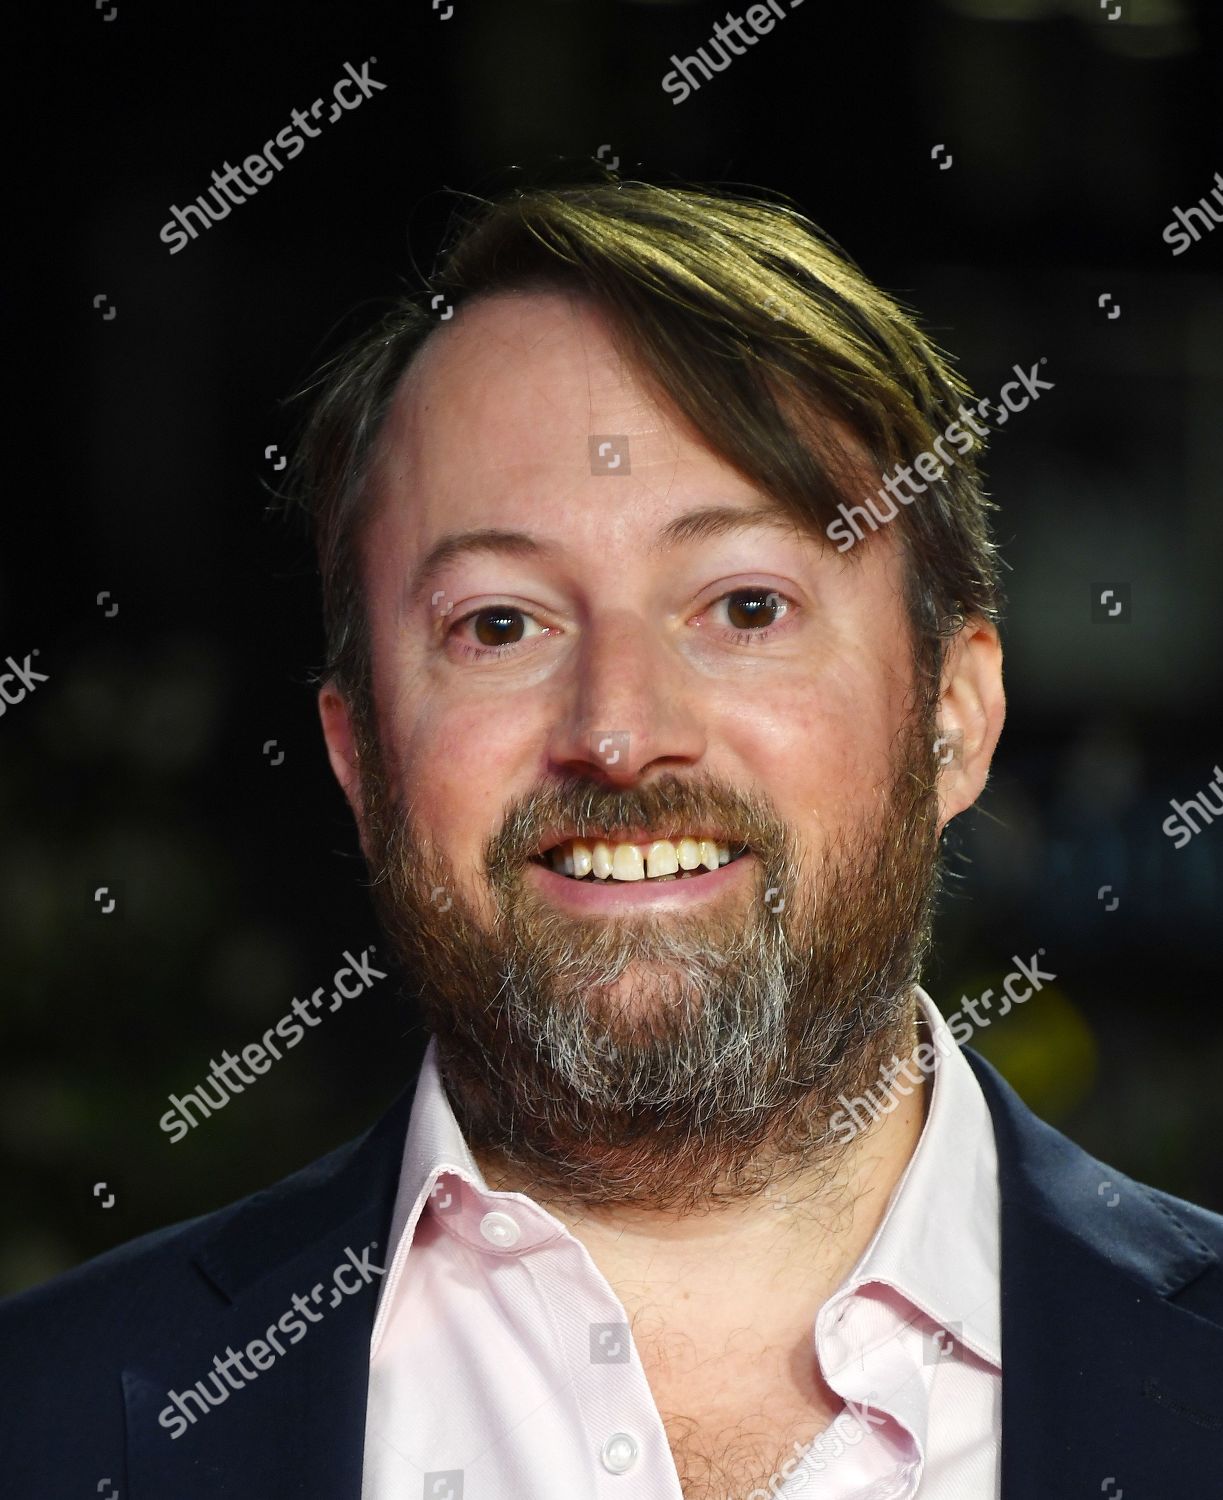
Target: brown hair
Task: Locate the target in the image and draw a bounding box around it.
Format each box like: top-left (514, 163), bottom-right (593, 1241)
top-left (280, 174), bottom-right (1002, 715)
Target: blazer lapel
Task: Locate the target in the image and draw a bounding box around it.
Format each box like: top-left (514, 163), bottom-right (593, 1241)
top-left (963, 1047), bottom-right (1223, 1498)
top-left (123, 1063), bottom-right (423, 1498)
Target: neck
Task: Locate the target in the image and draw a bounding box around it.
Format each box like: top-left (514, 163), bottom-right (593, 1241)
top-left (469, 1012), bottom-right (931, 1299)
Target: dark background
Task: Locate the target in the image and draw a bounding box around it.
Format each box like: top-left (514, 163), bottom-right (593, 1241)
top-left (4, 0), bottom-right (1221, 1295)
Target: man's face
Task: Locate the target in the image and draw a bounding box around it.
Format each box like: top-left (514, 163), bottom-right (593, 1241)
top-left (322, 289), bottom-right (951, 1207)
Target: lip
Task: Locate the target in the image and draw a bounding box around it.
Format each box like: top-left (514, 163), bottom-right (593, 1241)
top-left (526, 851), bottom-right (756, 911)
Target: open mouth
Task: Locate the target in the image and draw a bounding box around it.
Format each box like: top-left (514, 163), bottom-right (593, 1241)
top-left (531, 835), bottom-right (752, 884)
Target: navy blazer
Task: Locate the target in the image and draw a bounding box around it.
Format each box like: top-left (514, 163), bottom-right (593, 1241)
top-left (3, 1044), bottom-right (1223, 1496)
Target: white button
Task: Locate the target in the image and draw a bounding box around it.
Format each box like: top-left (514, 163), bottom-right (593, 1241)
top-left (479, 1210), bottom-right (521, 1248)
top-left (601, 1431), bottom-right (639, 1474)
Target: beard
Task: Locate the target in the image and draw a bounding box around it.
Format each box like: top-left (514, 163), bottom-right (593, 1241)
top-left (350, 692), bottom-right (944, 1213)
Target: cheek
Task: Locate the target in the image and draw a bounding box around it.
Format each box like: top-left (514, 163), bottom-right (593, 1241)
top-left (388, 695), bottom-right (534, 871)
top-left (719, 663), bottom-right (901, 833)
top-left (367, 603), bottom-right (519, 866)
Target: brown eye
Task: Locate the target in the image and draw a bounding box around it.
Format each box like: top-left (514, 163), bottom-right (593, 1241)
top-left (472, 607), bottom-right (526, 646)
top-left (725, 589), bottom-right (785, 630)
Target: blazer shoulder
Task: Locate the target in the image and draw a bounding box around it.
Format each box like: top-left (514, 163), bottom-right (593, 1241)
top-left (1133, 1179), bottom-right (1223, 1260)
top-left (964, 1043), bottom-right (1223, 1304)
top-left (0, 1121), bottom-right (378, 1368)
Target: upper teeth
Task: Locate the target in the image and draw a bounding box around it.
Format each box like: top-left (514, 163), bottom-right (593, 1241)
top-left (546, 837), bottom-right (734, 880)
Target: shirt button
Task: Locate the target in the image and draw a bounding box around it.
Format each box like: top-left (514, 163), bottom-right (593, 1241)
top-left (601, 1432), bottom-right (639, 1474)
top-left (478, 1210), bottom-right (521, 1248)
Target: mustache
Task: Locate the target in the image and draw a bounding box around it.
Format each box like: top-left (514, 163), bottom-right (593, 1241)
top-left (484, 770), bottom-right (791, 873)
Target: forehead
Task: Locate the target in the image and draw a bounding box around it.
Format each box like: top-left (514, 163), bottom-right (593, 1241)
top-left (364, 288), bottom-right (891, 581)
top-left (371, 289), bottom-right (735, 513)
top-left (392, 289), bottom-right (636, 431)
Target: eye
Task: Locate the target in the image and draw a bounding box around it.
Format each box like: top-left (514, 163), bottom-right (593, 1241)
top-left (710, 587), bottom-right (794, 639)
top-left (447, 605), bottom-right (551, 659)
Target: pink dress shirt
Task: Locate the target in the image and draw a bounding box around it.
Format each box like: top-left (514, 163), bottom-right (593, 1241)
top-left (362, 988), bottom-right (1002, 1498)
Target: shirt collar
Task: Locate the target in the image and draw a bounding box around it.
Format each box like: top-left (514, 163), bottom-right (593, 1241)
top-left (372, 1038), bottom-right (508, 1353)
top-left (834, 986), bottom-right (1002, 1370)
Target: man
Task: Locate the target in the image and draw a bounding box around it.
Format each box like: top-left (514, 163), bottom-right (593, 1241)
top-left (4, 178), bottom-right (1223, 1498)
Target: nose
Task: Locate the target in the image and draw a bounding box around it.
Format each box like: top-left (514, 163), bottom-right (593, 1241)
top-left (546, 608), bottom-right (706, 783)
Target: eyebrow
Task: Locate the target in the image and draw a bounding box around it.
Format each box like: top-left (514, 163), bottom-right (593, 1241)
top-left (407, 504), bottom-right (802, 610)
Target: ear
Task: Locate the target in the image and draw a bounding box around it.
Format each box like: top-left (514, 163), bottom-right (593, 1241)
top-left (933, 618), bottom-right (1005, 832)
top-left (318, 677), bottom-right (370, 857)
